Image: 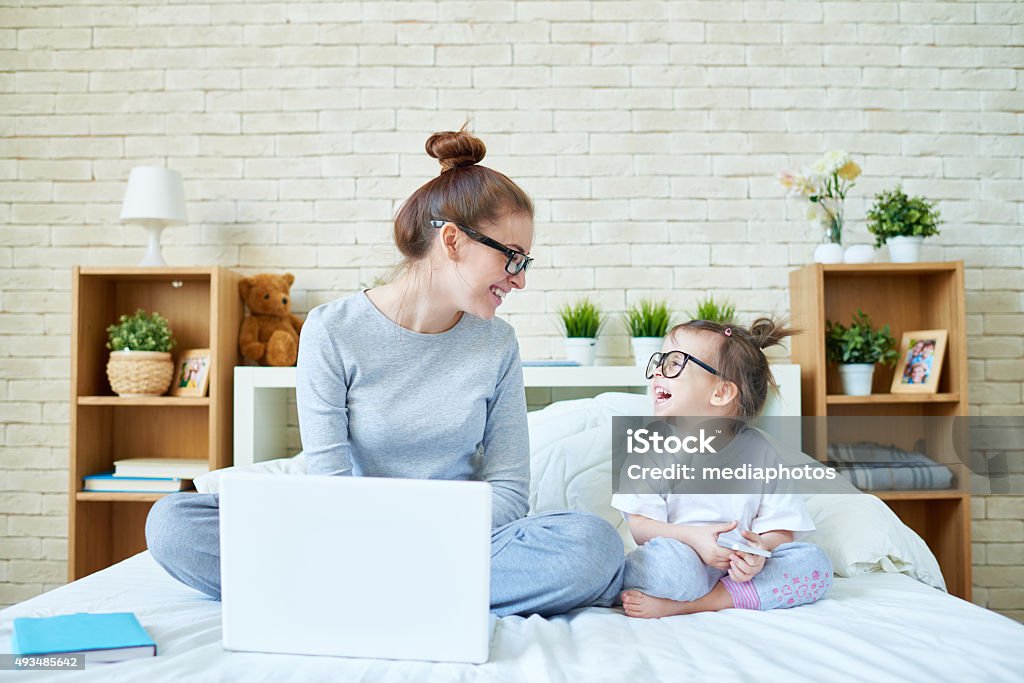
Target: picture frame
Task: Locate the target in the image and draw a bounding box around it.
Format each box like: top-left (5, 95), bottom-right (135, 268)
top-left (171, 348), bottom-right (211, 397)
top-left (890, 330), bottom-right (947, 394)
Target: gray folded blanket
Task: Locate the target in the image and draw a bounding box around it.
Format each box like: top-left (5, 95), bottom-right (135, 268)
top-left (826, 442), bottom-right (954, 491)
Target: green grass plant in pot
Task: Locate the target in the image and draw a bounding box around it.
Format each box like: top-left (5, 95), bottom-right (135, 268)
top-left (688, 295), bottom-right (737, 325)
top-left (106, 309), bottom-right (177, 396)
top-left (624, 299), bottom-right (672, 368)
top-left (866, 185), bottom-right (942, 263)
top-left (825, 309), bottom-right (898, 396)
top-left (559, 298), bottom-right (603, 366)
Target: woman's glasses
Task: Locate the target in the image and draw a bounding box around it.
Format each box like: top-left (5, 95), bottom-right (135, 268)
top-left (429, 220), bottom-right (533, 276)
top-left (646, 350), bottom-right (720, 379)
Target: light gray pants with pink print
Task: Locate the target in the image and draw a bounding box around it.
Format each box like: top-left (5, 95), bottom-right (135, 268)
top-left (624, 537), bottom-right (833, 610)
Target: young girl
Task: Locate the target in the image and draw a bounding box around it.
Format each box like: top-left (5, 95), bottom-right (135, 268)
top-left (612, 317), bottom-right (833, 618)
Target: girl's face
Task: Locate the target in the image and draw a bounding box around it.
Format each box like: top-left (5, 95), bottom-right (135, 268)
top-left (911, 364), bottom-right (927, 382)
top-left (651, 328), bottom-right (733, 417)
top-left (443, 212), bottom-right (534, 321)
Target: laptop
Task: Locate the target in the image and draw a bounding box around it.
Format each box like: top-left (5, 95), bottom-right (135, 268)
top-left (219, 472), bottom-right (494, 663)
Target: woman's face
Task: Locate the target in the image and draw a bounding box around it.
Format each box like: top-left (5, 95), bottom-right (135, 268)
top-left (446, 212), bottom-right (534, 321)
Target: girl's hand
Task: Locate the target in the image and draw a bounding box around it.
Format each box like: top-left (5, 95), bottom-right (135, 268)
top-left (727, 529), bottom-right (768, 583)
top-left (691, 520), bottom-right (739, 570)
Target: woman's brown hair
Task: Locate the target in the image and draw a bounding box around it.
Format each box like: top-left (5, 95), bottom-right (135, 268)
top-left (671, 317), bottom-right (800, 418)
top-left (393, 126), bottom-right (534, 265)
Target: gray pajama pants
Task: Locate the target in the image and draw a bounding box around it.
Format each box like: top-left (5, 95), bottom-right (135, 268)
top-left (146, 492), bottom-right (626, 618)
top-left (624, 537), bottom-right (833, 610)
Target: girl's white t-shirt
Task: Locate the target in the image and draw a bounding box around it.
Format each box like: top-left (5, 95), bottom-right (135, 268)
top-left (611, 425), bottom-right (815, 535)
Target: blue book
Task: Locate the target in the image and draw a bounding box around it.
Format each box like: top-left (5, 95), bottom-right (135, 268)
top-left (12, 612), bottom-right (156, 663)
top-left (521, 360), bottom-right (580, 367)
top-left (82, 471), bottom-right (188, 493)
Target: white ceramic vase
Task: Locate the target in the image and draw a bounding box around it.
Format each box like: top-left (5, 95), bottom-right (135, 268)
top-left (887, 236), bottom-right (923, 263)
top-left (813, 242), bottom-right (844, 264)
top-left (838, 363), bottom-right (875, 396)
top-left (843, 244), bottom-right (875, 264)
top-left (563, 337), bottom-right (596, 366)
top-left (630, 337), bottom-right (664, 369)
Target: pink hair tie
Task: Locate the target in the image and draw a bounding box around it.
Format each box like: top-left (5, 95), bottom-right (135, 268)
top-left (724, 327), bottom-right (732, 337)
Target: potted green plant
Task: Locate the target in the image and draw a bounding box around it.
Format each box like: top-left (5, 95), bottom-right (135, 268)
top-left (688, 295), bottom-right (736, 324)
top-left (105, 309), bottom-right (177, 397)
top-left (558, 299), bottom-right (603, 366)
top-left (825, 309), bottom-right (898, 396)
top-left (865, 185), bottom-right (942, 263)
top-left (624, 299), bottom-right (672, 367)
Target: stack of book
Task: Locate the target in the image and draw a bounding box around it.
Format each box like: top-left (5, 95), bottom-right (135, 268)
top-left (82, 458), bottom-right (209, 493)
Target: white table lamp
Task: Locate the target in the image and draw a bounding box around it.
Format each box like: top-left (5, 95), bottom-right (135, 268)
top-left (120, 166), bottom-right (187, 267)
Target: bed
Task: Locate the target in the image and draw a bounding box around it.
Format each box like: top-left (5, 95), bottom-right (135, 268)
top-left (2, 551), bottom-right (1022, 682)
top-left (3, 393), bottom-right (1023, 681)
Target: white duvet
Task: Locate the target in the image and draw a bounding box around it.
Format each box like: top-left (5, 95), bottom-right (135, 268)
top-left (1, 551), bottom-right (1022, 682)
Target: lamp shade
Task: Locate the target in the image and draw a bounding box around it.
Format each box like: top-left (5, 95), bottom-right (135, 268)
top-left (120, 166), bottom-right (187, 225)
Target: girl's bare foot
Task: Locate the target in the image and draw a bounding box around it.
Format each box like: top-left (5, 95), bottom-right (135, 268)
top-left (621, 583), bottom-right (735, 618)
top-left (621, 590), bottom-right (691, 618)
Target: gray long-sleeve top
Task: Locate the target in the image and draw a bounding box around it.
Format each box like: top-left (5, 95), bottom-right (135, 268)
top-left (295, 291), bottom-right (530, 529)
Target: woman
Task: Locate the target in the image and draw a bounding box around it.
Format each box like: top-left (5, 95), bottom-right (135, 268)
top-left (146, 128), bottom-right (625, 617)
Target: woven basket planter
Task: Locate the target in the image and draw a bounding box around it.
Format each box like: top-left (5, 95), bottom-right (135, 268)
top-left (106, 351), bottom-right (173, 397)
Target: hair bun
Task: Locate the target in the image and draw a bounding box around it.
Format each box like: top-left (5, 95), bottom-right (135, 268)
top-left (425, 129), bottom-right (486, 173)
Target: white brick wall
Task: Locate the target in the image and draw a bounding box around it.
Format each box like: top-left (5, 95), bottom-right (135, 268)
top-left (1, 0), bottom-right (1022, 619)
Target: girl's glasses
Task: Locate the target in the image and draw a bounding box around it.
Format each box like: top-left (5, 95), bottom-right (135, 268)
top-left (429, 220), bottom-right (533, 276)
top-left (646, 350), bottom-right (720, 380)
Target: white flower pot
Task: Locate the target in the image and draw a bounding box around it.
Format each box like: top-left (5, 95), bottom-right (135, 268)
top-left (838, 363), bottom-right (875, 396)
top-left (813, 242), bottom-right (844, 264)
top-left (563, 337), bottom-right (596, 366)
top-left (887, 236), bottom-right (923, 263)
top-left (631, 337), bottom-right (664, 368)
top-left (843, 244), bottom-right (875, 264)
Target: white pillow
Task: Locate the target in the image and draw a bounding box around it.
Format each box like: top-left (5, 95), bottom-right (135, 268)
top-left (802, 493), bottom-right (946, 591)
top-left (194, 452), bottom-right (305, 494)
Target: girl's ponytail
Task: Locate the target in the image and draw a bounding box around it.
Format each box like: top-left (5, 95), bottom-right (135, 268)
top-left (748, 316), bottom-right (798, 351)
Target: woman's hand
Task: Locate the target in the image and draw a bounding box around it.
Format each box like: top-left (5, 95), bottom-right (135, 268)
top-left (690, 520), bottom-right (740, 570)
top-left (727, 529), bottom-right (768, 583)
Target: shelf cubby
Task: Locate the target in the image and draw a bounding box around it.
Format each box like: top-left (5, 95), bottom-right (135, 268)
top-left (70, 266), bottom-right (242, 580)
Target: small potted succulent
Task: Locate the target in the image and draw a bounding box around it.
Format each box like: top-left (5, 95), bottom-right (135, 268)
top-left (825, 310), bottom-right (898, 396)
top-left (689, 295), bottom-right (736, 325)
top-left (106, 309), bottom-right (177, 397)
top-left (624, 299), bottom-right (672, 368)
top-left (558, 298), bottom-right (603, 366)
top-left (866, 185), bottom-right (942, 263)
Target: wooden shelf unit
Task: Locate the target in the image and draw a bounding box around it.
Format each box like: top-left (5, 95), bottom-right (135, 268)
top-left (789, 261), bottom-right (972, 600)
top-left (69, 266), bottom-right (242, 581)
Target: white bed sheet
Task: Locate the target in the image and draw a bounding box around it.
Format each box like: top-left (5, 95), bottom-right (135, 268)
top-left (1, 551), bottom-right (1022, 682)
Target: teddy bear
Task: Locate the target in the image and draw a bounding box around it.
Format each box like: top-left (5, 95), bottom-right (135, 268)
top-left (238, 272), bottom-right (304, 367)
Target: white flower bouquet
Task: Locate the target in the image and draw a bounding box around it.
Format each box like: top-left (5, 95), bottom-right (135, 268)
top-left (778, 150), bottom-right (862, 246)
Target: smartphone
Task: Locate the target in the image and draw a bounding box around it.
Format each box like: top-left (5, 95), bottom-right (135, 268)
top-left (717, 529), bottom-right (772, 558)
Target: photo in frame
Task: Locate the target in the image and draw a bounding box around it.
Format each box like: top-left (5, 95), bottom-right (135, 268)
top-left (171, 348), bottom-right (211, 397)
top-left (890, 330), bottom-right (947, 394)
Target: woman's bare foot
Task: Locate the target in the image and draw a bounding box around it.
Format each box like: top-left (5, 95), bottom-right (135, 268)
top-left (621, 583), bottom-right (735, 619)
